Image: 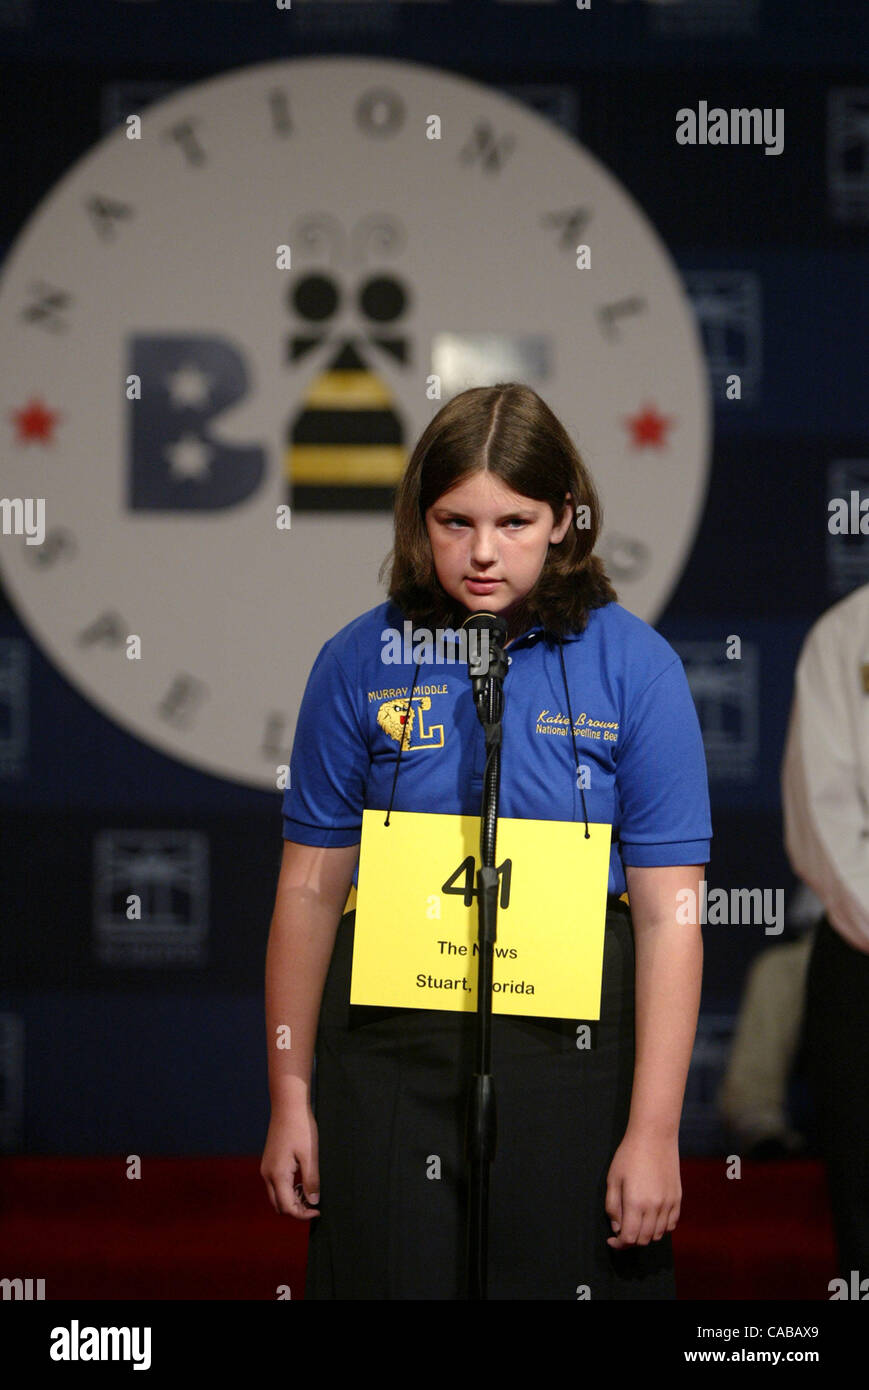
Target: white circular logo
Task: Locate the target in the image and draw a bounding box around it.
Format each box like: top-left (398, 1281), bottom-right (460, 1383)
top-left (0, 55), bottom-right (710, 788)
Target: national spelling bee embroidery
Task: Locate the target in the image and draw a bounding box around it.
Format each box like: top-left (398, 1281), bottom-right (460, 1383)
top-left (534, 708), bottom-right (620, 742)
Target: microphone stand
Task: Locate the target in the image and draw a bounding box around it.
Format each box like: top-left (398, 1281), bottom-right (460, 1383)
top-left (462, 615), bottom-right (509, 1300)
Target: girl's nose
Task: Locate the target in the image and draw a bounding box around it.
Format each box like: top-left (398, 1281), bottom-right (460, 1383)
top-left (470, 527), bottom-right (498, 564)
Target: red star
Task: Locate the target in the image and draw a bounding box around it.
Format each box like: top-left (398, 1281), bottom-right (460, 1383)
top-left (623, 403), bottom-right (675, 448)
top-left (9, 397), bottom-right (62, 443)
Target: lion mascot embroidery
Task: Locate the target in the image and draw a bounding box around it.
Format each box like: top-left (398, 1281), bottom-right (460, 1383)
top-left (376, 695), bottom-right (432, 746)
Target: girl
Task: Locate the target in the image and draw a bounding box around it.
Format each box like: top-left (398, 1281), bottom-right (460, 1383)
top-left (261, 382), bottom-right (710, 1299)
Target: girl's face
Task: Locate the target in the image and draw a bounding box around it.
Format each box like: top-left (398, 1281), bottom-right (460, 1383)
top-left (424, 471), bottom-right (572, 633)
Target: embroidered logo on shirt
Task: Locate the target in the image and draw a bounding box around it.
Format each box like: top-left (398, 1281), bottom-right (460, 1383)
top-left (535, 709), bottom-right (619, 742)
top-left (376, 694), bottom-right (445, 750)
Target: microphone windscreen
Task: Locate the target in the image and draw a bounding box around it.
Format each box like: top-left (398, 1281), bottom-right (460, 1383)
top-left (460, 610), bottom-right (507, 646)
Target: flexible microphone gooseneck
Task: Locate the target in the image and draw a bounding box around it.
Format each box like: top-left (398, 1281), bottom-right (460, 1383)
top-left (457, 608), bottom-right (509, 1300)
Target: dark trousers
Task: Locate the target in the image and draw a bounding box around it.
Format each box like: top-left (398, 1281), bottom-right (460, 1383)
top-left (306, 897), bottom-right (674, 1299)
top-left (803, 913), bottom-right (869, 1278)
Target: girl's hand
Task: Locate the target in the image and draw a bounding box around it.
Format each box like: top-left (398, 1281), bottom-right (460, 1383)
top-left (260, 1103), bottom-right (321, 1221)
top-left (604, 1128), bottom-right (681, 1249)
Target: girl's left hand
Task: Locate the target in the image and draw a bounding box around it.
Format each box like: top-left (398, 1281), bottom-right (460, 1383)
top-left (604, 1128), bottom-right (682, 1249)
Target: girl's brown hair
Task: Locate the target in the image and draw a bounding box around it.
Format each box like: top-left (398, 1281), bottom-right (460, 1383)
top-left (379, 382), bottom-right (618, 639)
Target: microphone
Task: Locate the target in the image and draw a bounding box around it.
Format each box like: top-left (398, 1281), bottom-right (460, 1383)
top-left (460, 611), bottom-right (509, 702)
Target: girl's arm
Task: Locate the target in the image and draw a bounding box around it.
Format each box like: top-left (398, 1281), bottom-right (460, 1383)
top-left (604, 862), bottom-right (704, 1248)
top-left (624, 862), bottom-right (704, 1139)
top-left (261, 838), bottom-right (360, 1220)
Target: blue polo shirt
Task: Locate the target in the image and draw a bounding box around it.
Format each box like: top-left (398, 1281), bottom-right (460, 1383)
top-left (281, 598), bottom-right (712, 896)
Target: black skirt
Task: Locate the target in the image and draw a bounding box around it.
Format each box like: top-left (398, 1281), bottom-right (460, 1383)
top-left (305, 897), bottom-right (676, 1300)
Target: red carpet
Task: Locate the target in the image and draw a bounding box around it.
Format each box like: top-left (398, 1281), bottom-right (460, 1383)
top-left (0, 1156), bottom-right (838, 1300)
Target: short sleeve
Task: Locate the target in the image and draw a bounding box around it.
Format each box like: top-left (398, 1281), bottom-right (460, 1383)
top-left (616, 656), bottom-right (712, 867)
top-left (281, 639), bottom-right (370, 847)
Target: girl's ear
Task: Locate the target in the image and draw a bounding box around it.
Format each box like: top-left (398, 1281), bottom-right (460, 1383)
top-left (553, 496), bottom-right (573, 540)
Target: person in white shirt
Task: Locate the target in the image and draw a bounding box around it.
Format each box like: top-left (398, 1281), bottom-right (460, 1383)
top-left (781, 579), bottom-right (869, 1279)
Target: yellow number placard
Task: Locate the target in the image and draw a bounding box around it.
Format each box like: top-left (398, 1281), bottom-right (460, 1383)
top-left (350, 808), bottom-right (612, 1020)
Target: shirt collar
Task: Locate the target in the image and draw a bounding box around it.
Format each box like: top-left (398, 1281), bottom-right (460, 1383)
top-left (385, 603), bottom-right (582, 647)
top-left (511, 623), bottom-right (582, 644)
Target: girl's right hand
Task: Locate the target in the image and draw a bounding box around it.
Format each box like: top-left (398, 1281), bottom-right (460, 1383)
top-left (260, 1103), bottom-right (321, 1221)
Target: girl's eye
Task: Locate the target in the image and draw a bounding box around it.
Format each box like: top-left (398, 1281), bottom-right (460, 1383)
top-left (443, 518), bottom-right (528, 529)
